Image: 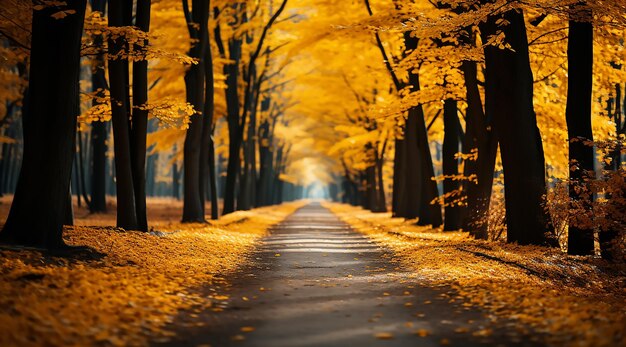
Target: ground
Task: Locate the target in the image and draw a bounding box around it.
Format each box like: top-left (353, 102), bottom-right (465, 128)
top-left (0, 198), bottom-right (624, 346)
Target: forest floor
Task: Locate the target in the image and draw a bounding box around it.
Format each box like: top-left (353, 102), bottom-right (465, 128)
top-left (325, 202), bottom-right (625, 347)
top-left (0, 199), bottom-right (623, 346)
top-left (0, 196), bottom-right (306, 346)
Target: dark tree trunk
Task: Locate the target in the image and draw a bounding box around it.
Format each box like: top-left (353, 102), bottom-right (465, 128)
top-left (108, 0), bottom-right (138, 230)
top-left (129, 0), bottom-right (151, 231)
top-left (391, 136), bottom-right (404, 215)
top-left (89, 0), bottom-right (108, 213)
top-left (442, 99), bottom-right (462, 230)
top-left (480, 9), bottom-right (554, 245)
top-left (172, 158), bottom-right (180, 200)
top-left (397, 112), bottom-right (423, 218)
top-left (566, 7), bottom-right (595, 255)
top-left (375, 150), bottom-right (387, 212)
top-left (405, 37), bottom-right (442, 226)
top-left (222, 36), bottom-right (243, 215)
top-left (182, 0), bottom-right (210, 223)
top-left (90, 124), bottom-right (108, 212)
top-left (365, 165), bottom-right (377, 211)
top-left (460, 49), bottom-right (497, 239)
top-left (238, 66), bottom-right (260, 211)
top-left (0, 0), bottom-right (86, 248)
top-left (65, 188), bottom-right (74, 226)
top-left (256, 120), bottom-right (273, 207)
top-left (201, 16), bottom-right (218, 220)
top-left (77, 130), bottom-right (91, 206)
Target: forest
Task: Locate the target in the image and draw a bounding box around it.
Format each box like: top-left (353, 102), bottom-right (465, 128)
top-left (0, 0), bottom-right (624, 346)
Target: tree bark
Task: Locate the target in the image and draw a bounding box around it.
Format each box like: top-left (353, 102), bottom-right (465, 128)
top-left (375, 147), bottom-right (387, 212)
top-left (201, 12), bottom-right (218, 220)
top-left (222, 34), bottom-right (243, 215)
top-left (108, 0), bottom-right (139, 230)
top-left (442, 99), bottom-right (462, 230)
top-left (89, 0), bottom-right (108, 213)
top-left (130, 0), bottom-right (151, 231)
top-left (256, 119), bottom-right (273, 207)
top-left (182, 0), bottom-right (209, 223)
top-left (0, 0), bottom-right (86, 248)
top-left (566, 6), bottom-right (595, 255)
top-left (480, 9), bottom-right (554, 245)
top-left (460, 50), bottom-right (497, 239)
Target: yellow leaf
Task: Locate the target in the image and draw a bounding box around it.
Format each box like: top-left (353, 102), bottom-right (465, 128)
top-left (374, 332), bottom-right (394, 340)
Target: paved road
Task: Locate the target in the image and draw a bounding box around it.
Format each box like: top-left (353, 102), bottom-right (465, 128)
top-left (158, 203), bottom-right (540, 346)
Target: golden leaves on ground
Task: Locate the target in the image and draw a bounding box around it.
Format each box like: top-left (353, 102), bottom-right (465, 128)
top-left (0, 201), bottom-right (306, 347)
top-left (374, 332), bottom-right (394, 340)
top-left (325, 202), bottom-right (626, 347)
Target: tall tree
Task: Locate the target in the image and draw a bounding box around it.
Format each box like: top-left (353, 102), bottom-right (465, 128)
top-left (0, 0), bottom-right (87, 248)
top-left (89, 0), bottom-right (108, 214)
top-left (460, 29), bottom-right (497, 239)
top-left (181, 0), bottom-right (211, 223)
top-left (480, 8), bottom-right (554, 245)
top-left (442, 99), bottom-right (462, 230)
top-left (107, 0), bottom-right (151, 231)
top-left (566, 4), bottom-right (595, 255)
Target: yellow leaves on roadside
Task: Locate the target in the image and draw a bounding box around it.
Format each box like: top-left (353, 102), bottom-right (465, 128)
top-left (0, 201), bottom-right (306, 347)
top-left (326, 202), bottom-right (626, 347)
top-left (414, 329), bottom-right (429, 337)
top-left (374, 332), bottom-right (394, 340)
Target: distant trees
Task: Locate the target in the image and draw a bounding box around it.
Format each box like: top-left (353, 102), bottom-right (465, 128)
top-left (309, 0), bottom-right (623, 254)
top-left (220, 0), bottom-right (289, 215)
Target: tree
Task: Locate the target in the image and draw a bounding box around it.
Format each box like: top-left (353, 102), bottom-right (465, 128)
top-left (0, 0), bottom-right (87, 248)
top-left (107, 0), bottom-right (151, 231)
top-left (565, 4), bottom-right (594, 255)
top-left (181, 0), bottom-right (211, 223)
top-left (460, 32), bottom-right (497, 239)
top-left (480, 8), bottom-right (554, 245)
top-left (442, 98), bottom-right (461, 230)
top-left (220, 0), bottom-right (289, 215)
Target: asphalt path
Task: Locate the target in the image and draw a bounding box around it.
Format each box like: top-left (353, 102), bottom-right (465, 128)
top-left (157, 202), bottom-right (541, 347)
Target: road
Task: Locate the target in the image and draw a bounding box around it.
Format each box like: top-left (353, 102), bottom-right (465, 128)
top-left (158, 203), bottom-right (540, 346)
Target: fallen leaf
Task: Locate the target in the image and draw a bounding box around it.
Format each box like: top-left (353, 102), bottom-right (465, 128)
top-left (374, 332), bottom-right (394, 340)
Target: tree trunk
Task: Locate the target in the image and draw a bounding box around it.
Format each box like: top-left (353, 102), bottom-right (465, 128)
top-left (129, 0), bottom-right (151, 231)
top-left (375, 151), bottom-right (387, 212)
top-left (201, 12), bottom-right (218, 220)
top-left (172, 157), bottom-right (180, 200)
top-left (0, 0), bottom-right (86, 248)
top-left (442, 99), bottom-right (461, 230)
top-left (256, 120), bottom-right (273, 207)
top-left (391, 136), bottom-right (404, 215)
top-left (397, 114), bottom-right (422, 218)
top-left (566, 6), bottom-right (595, 255)
top-left (480, 9), bottom-right (554, 245)
top-left (403, 34), bottom-right (442, 227)
top-left (89, 0), bottom-right (108, 213)
top-left (222, 36), bottom-right (243, 215)
top-left (181, 0), bottom-right (209, 223)
top-left (460, 51), bottom-right (497, 239)
top-left (108, 0), bottom-right (138, 230)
